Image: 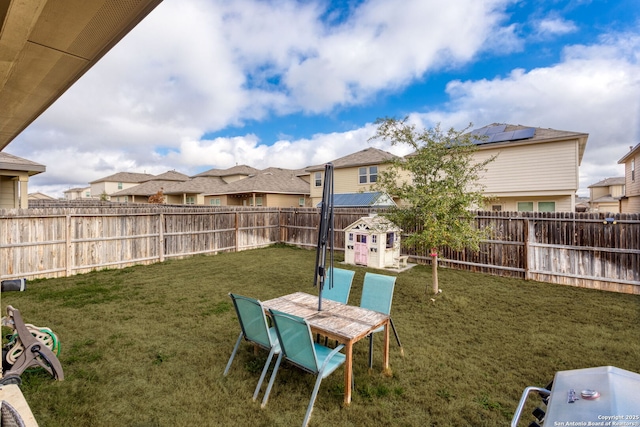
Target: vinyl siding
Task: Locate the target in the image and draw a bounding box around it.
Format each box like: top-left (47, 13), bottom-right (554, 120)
top-left (475, 140), bottom-right (579, 194)
top-left (624, 153), bottom-right (640, 197)
top-left (0, 176), bottom-right (16, 208)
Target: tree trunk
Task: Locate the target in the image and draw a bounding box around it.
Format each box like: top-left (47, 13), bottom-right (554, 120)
top-left (431, 253), bottom-right (439, 294)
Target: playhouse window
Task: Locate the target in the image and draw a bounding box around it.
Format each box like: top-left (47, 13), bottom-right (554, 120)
top-left (372, 235), bottom-right (377, 244)
top-left (348, 233), bottom-right (353, 241)
top-left (386, 232), bottom-right (394, 248)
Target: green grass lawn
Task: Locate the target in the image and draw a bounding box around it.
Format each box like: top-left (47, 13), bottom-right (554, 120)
top-left (3, 244), bottom-right (640, 426)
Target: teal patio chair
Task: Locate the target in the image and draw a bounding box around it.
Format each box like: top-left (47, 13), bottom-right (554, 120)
top-left (224, 293), bottom-right (280, 401)
top-left (262, 309), bottom-right (346, 427)
top-left (359, 272), bottom-right (403, 368)
top-left (321, 267), bottom-right (355, 304)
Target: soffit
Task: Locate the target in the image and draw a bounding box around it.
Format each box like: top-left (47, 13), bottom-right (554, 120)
top-left (0, 0), bottom-right (163, 150)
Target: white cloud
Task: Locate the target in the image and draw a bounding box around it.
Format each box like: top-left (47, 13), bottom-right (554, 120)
top-left (534, 16), bottom-right (578, 38)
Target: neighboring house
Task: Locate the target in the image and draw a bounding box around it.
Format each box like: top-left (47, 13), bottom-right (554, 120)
top-left (202, 167), bottom-right (310, 207)
top-left (470, 124), bottom-right (588, 212)
top-left (109, 171), bottom-right (190, 204)
top-left (588, 177), bottom-right (625, 213)
top-left (0, 152), bottom-right (45, 209)
top-left (90, 172), bottom-right (154, 200)
top-left (64, 186), bottom-right (92, 200)
top-left (618, 143), bottom-right (640, 213)
top-left (306, 148), bottom-right (399, 206)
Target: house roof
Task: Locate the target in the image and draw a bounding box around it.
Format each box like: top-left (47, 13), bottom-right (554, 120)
top-left (193, 164), bottom-right (259, 178)
top-left (90, 172), bottom-right (155, 184)
top-left (110, 180), bottom-right (182, 197)
top-left (618, 142), bottom-right (640, 164)
top-left (64, 187), bottom-right (90, 193)
top-left (163, 176), bottom-right (228, 195)
top-left (0, 0), bottom-right (163, 150)
top-left (469, 123), bottom-right (589, 164)
top-left (588, 177), bottom-right (625, 188)
top-left (317, 192), bottom-right (396, 208)
top-left (306, 148), bottom-right (398, 172)
top-left (0, 151), bottom-right (45, 175)
top-left (208, 168), bottom-right (310, 195)
top-left (28, 192), bottom-right (54, 200)
top-left (344, 214), bottom-right (402, 232)
top-left (143, 170), bottom-right (190, 182)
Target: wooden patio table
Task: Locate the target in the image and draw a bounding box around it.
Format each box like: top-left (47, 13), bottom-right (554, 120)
top-left (262, 291), bottom-right (391, 405)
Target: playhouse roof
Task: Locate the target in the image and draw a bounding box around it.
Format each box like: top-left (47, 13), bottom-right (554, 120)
top-left (344, 215), bottom-right (402, 233)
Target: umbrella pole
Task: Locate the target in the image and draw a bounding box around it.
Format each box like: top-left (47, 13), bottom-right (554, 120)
top-left (314, 163), bottom-right (334, 311)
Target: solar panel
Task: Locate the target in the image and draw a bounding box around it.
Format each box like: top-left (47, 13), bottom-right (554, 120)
top-left (485, 124), bottom-right (506, 135)
top-left (511, 128), bottom-right (535, 140)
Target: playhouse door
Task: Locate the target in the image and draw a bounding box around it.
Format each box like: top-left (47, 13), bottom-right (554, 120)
top-left (354, 234), bottom-right (368, 265)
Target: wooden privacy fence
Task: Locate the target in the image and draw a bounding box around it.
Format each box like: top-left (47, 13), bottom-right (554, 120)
top-left (1, 206), bottom-right (639, 294)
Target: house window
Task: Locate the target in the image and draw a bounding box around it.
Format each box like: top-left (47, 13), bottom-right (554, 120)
top-left (538, 202), bottom-right (555, 212)
top-left (85, 192), bottom-right (90, 198)
top-left (491, 205), bottom-right (502, 211)
top-left (359, 166), bottom-right (378, 184)
top-left (633, 159), bottom-right (636, 181)
top-left (298, 197), bottom-right (305, 207)
top-left (369, 166), bottom-right (378, 183)
top-left (314, 172), bottom-right (322, 187)
top-left (255, 197), bottom-right (263, 206)
top-left (186, 196), bottom-right (195, 205)
top-left (517, 202), bottom-right (534, 212)
top-left (386, 232), bottom-right (394, 248)
top-left (210, 198), bottom-right (221, 206)
top-left (118, 182), bottom-right (123, 190)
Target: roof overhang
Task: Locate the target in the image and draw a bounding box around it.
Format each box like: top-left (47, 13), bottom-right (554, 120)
top-left (0, 0), bottom-right (163, 150)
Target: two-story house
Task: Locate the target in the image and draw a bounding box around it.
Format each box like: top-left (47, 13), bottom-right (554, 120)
top-left (588, 177), bottom-right (625, 213)
top-left (306, 148), bottom-right (399, 206)
top-left (64, 187), bottom-right (92, 200)
top-left (618, 143), bottom-right (640, 213)
top-left (89, 172), bottom-right (154, 200)
top-left (470, 124), bottom-right (587, 212)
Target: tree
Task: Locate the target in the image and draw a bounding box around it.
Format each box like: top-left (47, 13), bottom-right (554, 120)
top-left (148, 189), bottom-right (164, 204)
top-left (371, 117), bottom-right (495, 295)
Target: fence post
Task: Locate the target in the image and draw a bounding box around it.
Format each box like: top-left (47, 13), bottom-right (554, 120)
top-left (235, 211), bottom-right (239, 252)
top-left (158, 213), bottom-right (164, 262)
top-left (523, 218), bottom-right (530, 280)
top-left (65, 214), bottom-right (72, 277)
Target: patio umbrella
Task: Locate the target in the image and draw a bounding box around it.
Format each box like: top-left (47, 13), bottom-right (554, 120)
top-left (313, 163), bottom-right (334, 311)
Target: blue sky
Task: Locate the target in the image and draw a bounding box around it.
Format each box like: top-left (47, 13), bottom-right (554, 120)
top-left (12, 0), bottom-right (640, 197)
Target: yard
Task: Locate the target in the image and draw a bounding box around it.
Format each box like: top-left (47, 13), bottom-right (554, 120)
top-left (3, 244), bottom-right (640, 426)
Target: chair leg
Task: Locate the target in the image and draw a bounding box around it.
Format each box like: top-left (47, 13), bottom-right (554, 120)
top-left (253, 346), bottom-right (277, 401)
top-left (390, 317), bottom-right (402, 348)
top-left (302, 374), bottom-right (324, 427)
top-left (368, 334), bottom-right (374, 369)
top-left (261, 352), bottom-right (283, 408)
top-left (224, 332), bottom-right (243, 376)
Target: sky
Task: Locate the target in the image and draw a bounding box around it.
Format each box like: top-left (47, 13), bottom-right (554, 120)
top-left (11, 0), bottom-right (640, 198)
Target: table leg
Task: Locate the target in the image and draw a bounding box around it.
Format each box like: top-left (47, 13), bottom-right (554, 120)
top-left (382, 320), bottom-right (392, 377)
top-left (344, 341), bottom-right (353, 405)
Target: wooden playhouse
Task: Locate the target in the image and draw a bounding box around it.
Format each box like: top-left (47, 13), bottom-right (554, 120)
top-left (344, 215), bottom-right (404, 269)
